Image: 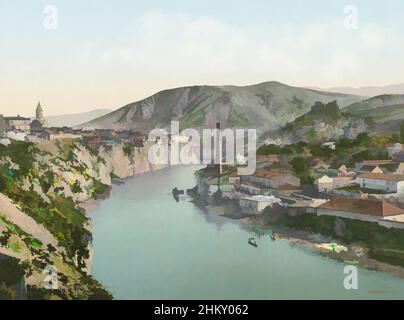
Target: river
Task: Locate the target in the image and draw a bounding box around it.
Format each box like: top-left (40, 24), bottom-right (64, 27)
top-left (91, 165), bottom-right (404, 300)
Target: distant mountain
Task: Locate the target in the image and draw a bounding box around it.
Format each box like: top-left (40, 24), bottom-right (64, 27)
top-left (344, 95), bottom-right (404, 134)
top-left (345, 95), bottom-right (404, 123)
top-left (47, 109), bottom-right (112, 127)
top-left (308, 83), bottom-right (404, 97)
top-left (77, 82), bottom-right (362, 133)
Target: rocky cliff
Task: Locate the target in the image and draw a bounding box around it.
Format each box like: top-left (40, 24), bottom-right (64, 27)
top-left (0, 139), bottom-right (161, 300)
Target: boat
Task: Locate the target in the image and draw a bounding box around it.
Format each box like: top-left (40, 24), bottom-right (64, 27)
top-left (248, 238), bottom-right (258, 248)
top-left (112, 178), bottom-right (125, 185)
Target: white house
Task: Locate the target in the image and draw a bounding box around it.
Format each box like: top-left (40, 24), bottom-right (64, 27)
top-left (315, 175), bottom-right (334, 192)
top-left (338, 165), bottom-right (348, 172)
top-left (6, 130), bottom-right (26, 141)
top-left (239, 195), bottom-right (283, 215)
top-left (357, 173), bottom-right (404, 193)
top-left (264, 138), bottom-right (281, 146)
top-left (322, 142), bottom-right (336, 150)
top-left (315, 175), bottom-right (354, 192)
top-left (387, 143), bottom-right (404, 157)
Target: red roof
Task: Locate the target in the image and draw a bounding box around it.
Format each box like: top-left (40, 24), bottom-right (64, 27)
top-left (319, 198), bottom-right (404, 217)
top-left (359, 173), bottom-right (404, 181)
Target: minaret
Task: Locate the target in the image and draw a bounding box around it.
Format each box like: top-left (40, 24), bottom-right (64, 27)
top-left (36, 101), bottom-right (46, 126)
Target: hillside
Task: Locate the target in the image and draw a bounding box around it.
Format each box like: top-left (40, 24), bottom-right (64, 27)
top-left (266, 101), bottom-right (371, 143)
top-left (345, 94), bottom-right (404, 123)
top-left (77, 82), bottom-right (362, 133)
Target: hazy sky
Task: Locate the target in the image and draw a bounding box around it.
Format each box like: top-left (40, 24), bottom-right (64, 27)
top-left (1, 0), bottom-right (404, 116)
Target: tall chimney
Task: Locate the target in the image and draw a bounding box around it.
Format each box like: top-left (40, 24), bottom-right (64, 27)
top-left (216, 122), bottom-right (221, 190)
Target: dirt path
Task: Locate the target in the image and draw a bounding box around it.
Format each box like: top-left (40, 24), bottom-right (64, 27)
top-left (0, 193), bottom-right (58, 247)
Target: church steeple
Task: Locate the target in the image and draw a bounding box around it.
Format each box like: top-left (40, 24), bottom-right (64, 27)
top-left (35, 101), bottom-right (46, 126)
top-left (36, 101), bottom-right (43, 113)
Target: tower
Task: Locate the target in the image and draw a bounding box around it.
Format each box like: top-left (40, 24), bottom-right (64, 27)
top-left (35, 101), bottom-right (47, 127)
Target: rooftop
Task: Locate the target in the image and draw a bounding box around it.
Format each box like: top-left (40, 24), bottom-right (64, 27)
top-left (361, 160), bottom-right (393, 165)
top-left (251, 168), bottom-right (287, 179)
top-left (4, 116), bottom-right (30, 121)
top-left (241, 195), bottom-right (282, 203)
top-left (359, 173), bottom-right (404, 181)
top-left (319, 198), bottom-right (404, 217)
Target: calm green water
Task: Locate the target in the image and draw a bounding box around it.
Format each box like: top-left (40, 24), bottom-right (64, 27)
top-left (91, 165), bottom-right (404, 300)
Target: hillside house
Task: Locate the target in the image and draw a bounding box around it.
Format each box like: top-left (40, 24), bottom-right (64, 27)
top-left (239, 195), bottom-right (283, 215)
top-left (311, 158), bottom-right (330, 170)
top-left (387, 143), bottom-right (404, 157)
top-left (317, 198), bottom-right (404, 224)
top-left (315, 175), bottom-right (354, 192)
top-left (239, 182), bottom-right (267, 195)
top-left (4, 116), bottom-right (31, 132)
top-left (357, 173), bottom-right (404, 193)
top-left (360, 165), bottom-right (384, 174)
top-left (322, 142), bottom-right (336, 150)
top-left (355, 160), bottom-right (393, 171)
top-left (338, 165), bottom-right (348, 172)
top-left (315, 175), bottom-right (334, 192)
top-left (240, 168), bottom-right (300, 189)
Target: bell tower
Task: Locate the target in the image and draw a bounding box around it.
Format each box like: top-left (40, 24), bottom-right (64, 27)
top-left (35, 101), bottom-right (47, 126)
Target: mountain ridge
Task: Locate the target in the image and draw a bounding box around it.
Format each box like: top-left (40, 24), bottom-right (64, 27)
top-left (77, 81), bottom-right (363, 133)
top-left (307, 83), bottom-right (404, 97)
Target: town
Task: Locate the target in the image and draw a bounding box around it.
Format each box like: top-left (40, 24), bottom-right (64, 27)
top-left (2, 100), bottom-right (404, 283)
top-left (0, 103), bottom-right (147, 149)
top-left (3, 103), bottom-right (404, 232)
top-left (195, 121), bottom-right (404, 233)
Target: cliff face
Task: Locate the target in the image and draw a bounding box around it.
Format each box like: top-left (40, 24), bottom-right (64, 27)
top-left (33, 140), bottom-right (165, 203)
top-left (0, 139), bottom-right (159, 300)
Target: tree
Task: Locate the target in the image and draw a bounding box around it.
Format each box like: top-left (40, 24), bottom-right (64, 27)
top-left (0, 176), bottom-right (6, 193)
top-left (400, 123), bottom-right (404, 143)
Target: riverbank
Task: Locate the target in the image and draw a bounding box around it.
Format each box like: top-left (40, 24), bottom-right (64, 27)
top-left (89, 165), bottom-right (404, 299)
top-left (189, 184), bottom-right (404, 279)
top-left (239, 214), bottom-right (404, 279)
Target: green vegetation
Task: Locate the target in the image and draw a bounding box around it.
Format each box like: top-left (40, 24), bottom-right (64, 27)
top-left (123, 142), bottom-right (135, 157)
top-left (257, 143), bottom-right (304, 155)
top-left (271, 213), bottom-right (404, 268)
top-left (337, 184), bottom-right (389, 194)
top-left (110, 172), bottom-right (122, 180)
top-left (401, 123), bottom-right (404, 143)
top-left (0, 140), bottom-right (112, 299)
top-left (289, 157), bottom-right (315, 185)
top-left (180, 109), bottom-right (206, 129)
top-left (227, 107), bottom-right (251, 127)
top-left (0, 141), bottom-right (37, 178)
top-left (92, 179), bottom-right (109, 198)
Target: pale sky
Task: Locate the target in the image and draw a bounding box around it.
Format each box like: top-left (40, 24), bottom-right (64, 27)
top-left (1, 0), bottom-right (404, 116)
